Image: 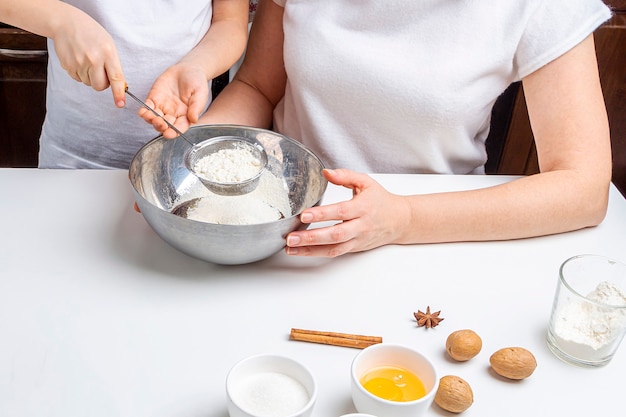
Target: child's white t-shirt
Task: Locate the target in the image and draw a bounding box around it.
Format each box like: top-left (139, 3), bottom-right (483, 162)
top-left (39, 0), bottom-right (213, 168)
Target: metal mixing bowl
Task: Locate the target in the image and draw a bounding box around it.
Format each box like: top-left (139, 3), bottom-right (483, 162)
top-left (129, 125), bottom-right (327, 265)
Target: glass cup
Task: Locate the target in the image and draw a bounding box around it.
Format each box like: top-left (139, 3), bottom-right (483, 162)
top-left (547, 254), bottom-right (626, 367)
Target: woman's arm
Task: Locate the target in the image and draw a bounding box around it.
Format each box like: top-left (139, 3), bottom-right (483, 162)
top-left (197, 0), bottom-right (287, 128)
top-left (403, 33), bottom-right (611, 242)
top-left (285, 34), bottom-right (612, 257)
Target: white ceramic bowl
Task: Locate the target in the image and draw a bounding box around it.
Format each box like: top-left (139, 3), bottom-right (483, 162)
top-left (350, 344), bottom-right (438, 417)
top-left (226, 354), bottom-right (317, 417)
top-left (339, 414), bottom-right (378, 417)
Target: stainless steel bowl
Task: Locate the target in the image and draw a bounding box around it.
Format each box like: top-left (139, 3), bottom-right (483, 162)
top-left (129, 125), bottom-right (327, 265)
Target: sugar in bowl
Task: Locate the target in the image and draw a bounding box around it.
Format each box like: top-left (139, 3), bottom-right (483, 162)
top-left (226, 354), bottom-right (317, 417)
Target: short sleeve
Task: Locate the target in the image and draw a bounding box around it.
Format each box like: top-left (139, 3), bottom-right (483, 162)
top-left (273, 0), bottom-right (286, 7)
top-left (515, 0), bottom-right (611, 79)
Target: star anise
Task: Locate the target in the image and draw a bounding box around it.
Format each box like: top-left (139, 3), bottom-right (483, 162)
top-left (414, 306), bottom-right (444, 329)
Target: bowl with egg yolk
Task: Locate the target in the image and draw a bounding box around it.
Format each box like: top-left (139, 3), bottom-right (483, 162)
top-left (350, 343), bottom-right (439, 417)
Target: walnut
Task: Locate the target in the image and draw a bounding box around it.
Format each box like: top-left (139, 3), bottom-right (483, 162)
top-left (489, 347), bottom-right (537, 380)
top-left (445, 329), bottom-right (483, 361)
top-left (434, 375), bottom-right (474, 413)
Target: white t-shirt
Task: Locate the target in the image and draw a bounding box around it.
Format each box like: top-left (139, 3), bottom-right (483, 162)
top-left (272, 0), bottom-right (611, 174)
top-left (39, 0), bottom-right (213, 169)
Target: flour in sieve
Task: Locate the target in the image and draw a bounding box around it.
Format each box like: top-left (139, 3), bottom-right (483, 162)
top-left (193, 144), bottom-right (263, 183)
top-left (554, 281), bottom-right (626, 351)
top-left (182, 169), bottom-right (291, 225)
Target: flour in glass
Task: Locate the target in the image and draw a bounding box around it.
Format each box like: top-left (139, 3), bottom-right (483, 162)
top-left (553, 281), bottom-right (626, 361)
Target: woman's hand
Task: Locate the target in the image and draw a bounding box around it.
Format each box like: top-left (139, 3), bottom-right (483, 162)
top-left (285, 169), bottom-right (410, 258)
top-left (138, 63), bottom-right (209, 139)
top-left (51, 8), bottom-right (126, 107)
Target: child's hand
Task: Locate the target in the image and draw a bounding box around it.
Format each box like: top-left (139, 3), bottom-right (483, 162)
top-left (139, 63), bottom-right (209, 139)
top-left (51, 8), bottom-right (126, 107)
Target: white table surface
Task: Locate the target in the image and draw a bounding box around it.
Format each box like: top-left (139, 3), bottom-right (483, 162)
top-left (1, 168), bottom-right (625, 417)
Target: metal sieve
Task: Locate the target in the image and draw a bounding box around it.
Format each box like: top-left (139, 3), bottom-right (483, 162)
top-left (125, 87), bottom-right (267, 195)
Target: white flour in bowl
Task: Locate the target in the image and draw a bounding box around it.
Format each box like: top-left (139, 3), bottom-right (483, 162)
top-left (181, 170), bottom-right (292, 225)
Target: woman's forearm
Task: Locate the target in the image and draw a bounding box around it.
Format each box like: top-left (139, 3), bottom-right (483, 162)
top-left (199, 76), bottom-right (275, 128)
top-left (399, 170), bottom-right (609, 244)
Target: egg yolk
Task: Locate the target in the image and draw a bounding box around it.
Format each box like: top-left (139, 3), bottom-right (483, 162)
top-left (360, 366), bottom-right (426, 402)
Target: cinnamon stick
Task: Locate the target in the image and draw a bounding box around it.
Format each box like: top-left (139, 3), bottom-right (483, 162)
top-left (290, 328), bottom-right (382, 349)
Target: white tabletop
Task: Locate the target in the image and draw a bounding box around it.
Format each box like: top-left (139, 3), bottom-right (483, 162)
top-left (1, 168), bottom-right (625, 417)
